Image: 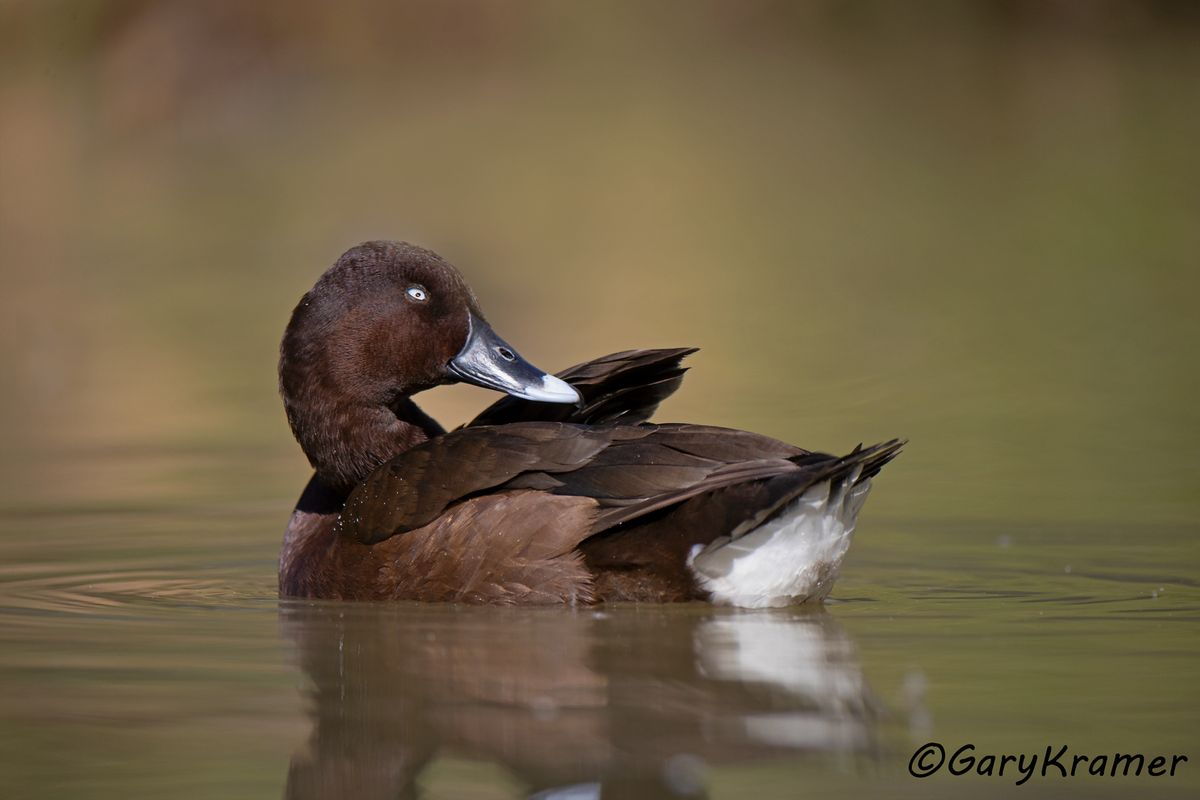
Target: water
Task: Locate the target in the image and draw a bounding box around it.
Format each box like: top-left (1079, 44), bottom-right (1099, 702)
top-left (2, 4), bottom-right (1199, 798)
top-left (1, 489), bottom-right (1195, 799)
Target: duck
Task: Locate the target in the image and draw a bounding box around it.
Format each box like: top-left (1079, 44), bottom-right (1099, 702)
top-left (279, 240), bottom-right (902, 607)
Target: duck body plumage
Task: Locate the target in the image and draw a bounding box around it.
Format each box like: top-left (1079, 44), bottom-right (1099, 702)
top-left (279, 242), bottom-right (902, 607)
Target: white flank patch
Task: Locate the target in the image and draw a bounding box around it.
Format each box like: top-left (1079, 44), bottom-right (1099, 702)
top-left (688, 469), bottom-right (872, 608)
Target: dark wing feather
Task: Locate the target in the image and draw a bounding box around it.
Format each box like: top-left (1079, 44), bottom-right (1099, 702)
top-left (339, 420), bottom-right (821, 547)
top-left (339, 423), bottom-right (617, 544)
top-left (462, 348), bottom-right (697, 428)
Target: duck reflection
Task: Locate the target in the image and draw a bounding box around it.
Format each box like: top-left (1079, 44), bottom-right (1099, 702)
top-left (280, 603), bottom-right (878, 799)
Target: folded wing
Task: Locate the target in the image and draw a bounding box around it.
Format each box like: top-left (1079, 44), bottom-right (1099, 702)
top-left (340, 421), bottom-right (823, 546)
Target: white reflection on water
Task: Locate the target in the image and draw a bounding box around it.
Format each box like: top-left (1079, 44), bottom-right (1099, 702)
top-left (695, 614), bottom-right (873, 751)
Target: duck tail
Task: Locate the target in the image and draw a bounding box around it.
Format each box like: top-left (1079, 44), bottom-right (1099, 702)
top-left (689, 438), bottom-right (905, 609)
top-left (789, 438), bottom-right (906, 485)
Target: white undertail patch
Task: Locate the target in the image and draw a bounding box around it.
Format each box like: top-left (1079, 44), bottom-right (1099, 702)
top-left (688, 467), bottom-right (872, 608)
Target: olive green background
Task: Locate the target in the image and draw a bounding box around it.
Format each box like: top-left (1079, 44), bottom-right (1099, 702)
top-left (1, 3), bottom-right (1197, 798)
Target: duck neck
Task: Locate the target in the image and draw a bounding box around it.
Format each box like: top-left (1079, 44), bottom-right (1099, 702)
top-left (288, 395), bottom-right (444, 498)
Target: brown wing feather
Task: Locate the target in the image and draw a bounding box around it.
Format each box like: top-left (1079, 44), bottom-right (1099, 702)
top-left (463, 348), bottom-right (697, 428)
top-left (339, 421), bottom-right (814, 547)
top-left (340, 423), bottom-right (618, 544)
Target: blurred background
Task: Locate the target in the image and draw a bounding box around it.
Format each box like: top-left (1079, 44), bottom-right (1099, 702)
top-left (1, 0), bottom-right (1198, 524)
top-left (1, 3), bottom-right (1199, 798)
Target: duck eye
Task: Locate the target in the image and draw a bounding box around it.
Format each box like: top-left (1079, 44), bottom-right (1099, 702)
top-left (406, 286), bottom-right (428, 302)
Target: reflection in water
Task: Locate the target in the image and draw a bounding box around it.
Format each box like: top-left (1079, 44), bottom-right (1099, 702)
top-left (280, 603), bottom-right (878, 799)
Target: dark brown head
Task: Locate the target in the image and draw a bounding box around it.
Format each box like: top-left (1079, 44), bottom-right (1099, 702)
top-left (280, 241), bottom-right (578, 492)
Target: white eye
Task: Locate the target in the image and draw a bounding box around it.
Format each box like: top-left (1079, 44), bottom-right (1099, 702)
top-left (406, 286), bottom-right (428, 302)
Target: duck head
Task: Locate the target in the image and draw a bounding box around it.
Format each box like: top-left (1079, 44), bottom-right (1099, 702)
top-left (280, 241), bottom-right (579, 492)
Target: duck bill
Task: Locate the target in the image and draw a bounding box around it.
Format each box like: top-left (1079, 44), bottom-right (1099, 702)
top-left (448, 312), bottom-right (581, 404)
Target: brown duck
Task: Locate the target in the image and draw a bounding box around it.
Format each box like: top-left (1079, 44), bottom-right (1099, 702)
top-left (279, 241), bottom-right (902, 607)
